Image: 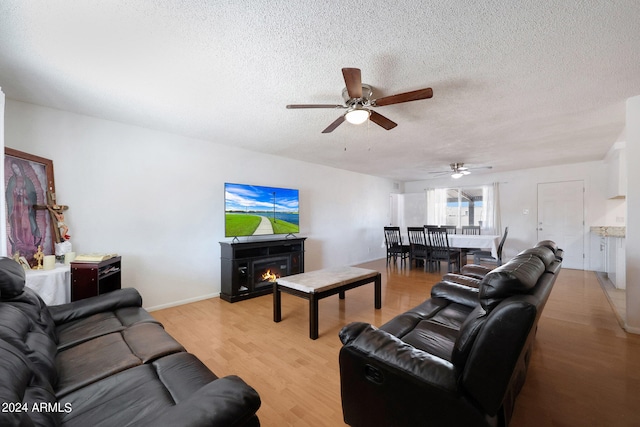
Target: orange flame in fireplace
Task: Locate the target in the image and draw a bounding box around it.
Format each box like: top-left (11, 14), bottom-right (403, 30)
top-left (261, 269), bottom-right (279, 282)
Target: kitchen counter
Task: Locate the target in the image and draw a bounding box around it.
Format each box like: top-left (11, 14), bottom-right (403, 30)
top-left (590, 226), bottom-right (626, 237)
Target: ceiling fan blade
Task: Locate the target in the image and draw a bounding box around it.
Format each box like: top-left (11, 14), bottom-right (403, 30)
top-left (321, 115), bottom-right (346, 133)
top-left (369, 110), bottom-right (397, 130)
top-left (342, 68), bottom-right (362, 99)
top-left (372, 88), bottom-right (433, 107)
top-left (286, 104), bottom-right (344, 109)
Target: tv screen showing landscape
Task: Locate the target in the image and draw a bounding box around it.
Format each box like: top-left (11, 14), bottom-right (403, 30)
top-left (225, 183), bottom-right (300, 237)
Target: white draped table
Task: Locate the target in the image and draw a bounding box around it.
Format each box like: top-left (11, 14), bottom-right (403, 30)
top-left (448, 234), bottom-right (501, 259)
top-left (25, 264), bottom-right (71, 305)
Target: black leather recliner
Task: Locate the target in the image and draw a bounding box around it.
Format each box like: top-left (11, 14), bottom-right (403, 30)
top-left (339, 241), bottom-right (562, 427)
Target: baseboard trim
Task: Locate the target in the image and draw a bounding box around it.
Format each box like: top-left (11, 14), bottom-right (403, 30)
top-left (146, 292), bottom-right (220, 312)
top-left (594, 272), bottom-right (640, 335)
top-left (624, 324), bottom-right (640, 335)
top-left (594, 271), bottom-right (626, 330)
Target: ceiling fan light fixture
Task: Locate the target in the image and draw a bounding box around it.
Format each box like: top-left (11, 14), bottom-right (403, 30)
top-left (450, 162), bottom-right (472, 179)
top-left (345, 108), bottom-right (370, 125)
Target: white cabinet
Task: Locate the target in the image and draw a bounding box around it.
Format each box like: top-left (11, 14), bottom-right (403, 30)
top-left (606, 236), bottom-right (626, 289)
top-left (591, 226), bottom-right (626, 289)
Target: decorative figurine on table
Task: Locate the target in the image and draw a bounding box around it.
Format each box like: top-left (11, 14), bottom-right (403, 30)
top-left (18, 256), bottom-right (31, 270)
top-left (48, 204), bottom-right (70, 241)
top-left (13, 251), bottom-right (30, 270)
top-left (34, 191), bottom-right (73, 261)
top-left (47, 203), bottom-right (72, 261)
top-left (33, 245), bottom-right (44, 269)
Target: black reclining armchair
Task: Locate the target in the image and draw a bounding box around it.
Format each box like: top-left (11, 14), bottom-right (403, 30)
top-left (338, 241), bottom-right (563, 427)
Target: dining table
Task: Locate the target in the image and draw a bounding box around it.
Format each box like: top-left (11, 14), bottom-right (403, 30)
top-left (447, 234), bottom-right (501, 266)
top-left (386, 231), bottom-right (502, 268)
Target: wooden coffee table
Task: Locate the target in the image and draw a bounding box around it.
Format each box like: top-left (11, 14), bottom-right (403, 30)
top-left (273, 266), bottom-right (381, 339)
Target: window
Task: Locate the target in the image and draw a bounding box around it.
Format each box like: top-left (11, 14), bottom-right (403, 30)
top-left (426, 184), bottom-right (499, 234)
top-left (445, 188), bottom-right (484, 227)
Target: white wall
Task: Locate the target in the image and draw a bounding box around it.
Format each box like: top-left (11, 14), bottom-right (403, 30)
top-left (626, 95), bottom-right (640, 333)
top-left (404, 161), bottom-right (611, 271)
top-left (4, 100), bottom-right (392, 309)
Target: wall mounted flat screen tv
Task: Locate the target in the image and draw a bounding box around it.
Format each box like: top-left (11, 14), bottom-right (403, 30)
top-left (225, 183), bottom-right (300, 237)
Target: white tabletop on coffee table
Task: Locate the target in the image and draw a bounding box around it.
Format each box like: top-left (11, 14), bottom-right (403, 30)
top-left (276, 266), bottom-right (379, 294)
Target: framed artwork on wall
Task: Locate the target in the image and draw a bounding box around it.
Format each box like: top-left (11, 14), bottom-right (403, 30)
top-left (4, 148), bottom-right (56, 264)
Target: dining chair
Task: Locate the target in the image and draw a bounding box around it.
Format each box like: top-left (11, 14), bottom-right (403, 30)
top-left (384, 226), bottom-right (410, 267)
top-left (461, 225), bottom-right (481, 235)
top-left (407, 227), bottom-right (430, 271)
top-left (460, 225), bottom-right (481, 262)
top-left (426, 226), bottom-right (461, 273)
top-left (442, 225), bottom-right (457, 234)
top-left (473, 226), bottom-right (509, 266)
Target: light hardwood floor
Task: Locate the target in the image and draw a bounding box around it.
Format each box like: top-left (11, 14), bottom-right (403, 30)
top-left (151, 259), bottom-right (640, 426)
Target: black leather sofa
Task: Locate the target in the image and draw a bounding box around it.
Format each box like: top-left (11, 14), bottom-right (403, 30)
top-left (0, 257), bottom-right (261, 426)
top-left (339, 241), bottom-right (563, 427)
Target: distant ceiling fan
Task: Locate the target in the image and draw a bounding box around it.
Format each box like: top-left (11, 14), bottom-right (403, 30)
top-left (429, 163), bottom-right (493, 179)
top-left (286, 68), bottom-right (433, 133)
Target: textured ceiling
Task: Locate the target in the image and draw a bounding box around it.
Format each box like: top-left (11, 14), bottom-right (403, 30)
top-left (1, 1), bottom-right (639, 181)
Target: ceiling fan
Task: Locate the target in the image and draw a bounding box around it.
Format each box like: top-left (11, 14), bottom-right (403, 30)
top-left (286, 67), bottom-right (433, 133)
top-left (429, 163), bottom-right (493, 179)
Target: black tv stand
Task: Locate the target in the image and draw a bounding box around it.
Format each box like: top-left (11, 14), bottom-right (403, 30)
top-left (220, 237), bottom-right (306, 302)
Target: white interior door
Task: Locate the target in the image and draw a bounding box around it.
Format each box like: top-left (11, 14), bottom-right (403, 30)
top-left (537, 181), bottom-right (584, 269)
